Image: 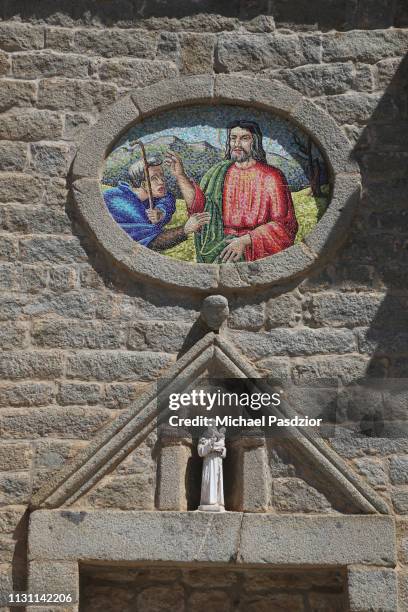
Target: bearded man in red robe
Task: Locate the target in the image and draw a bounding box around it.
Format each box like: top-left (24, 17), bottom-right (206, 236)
top-left (165, 120), bottom-right (298, 263)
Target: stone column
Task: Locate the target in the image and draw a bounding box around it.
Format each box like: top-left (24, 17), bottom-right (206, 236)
top-left (225, 434), bottom-right (269, 512)
top-left (241, 435), bottom-right (270, 512)
top-left (347, 566), bottom-right (398, 612)
top-left (156, 427), bottom-right (194, 511)
top-left (28, 559), bottom-right (79, 611)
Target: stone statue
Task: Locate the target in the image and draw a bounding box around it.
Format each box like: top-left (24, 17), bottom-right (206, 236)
top-left (197, 422), bottom-right (226, 512)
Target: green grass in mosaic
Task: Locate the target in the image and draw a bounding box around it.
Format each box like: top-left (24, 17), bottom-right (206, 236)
top-left (162, 199), bottom-right (194, 261)
top-left (101, 185), bottom-right (330, 261)
top-left (163, 187), bottom-right (330, 260)
top-left (292, 184), bottom-right (329, 243)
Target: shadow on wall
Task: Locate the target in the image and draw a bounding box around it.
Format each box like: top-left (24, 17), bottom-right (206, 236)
top-left (313, 51), bottom-right (408, 438)
top-left (11, 508), bottom-right (29, 595)
top-left (1, 0), bottom-right (408, 30)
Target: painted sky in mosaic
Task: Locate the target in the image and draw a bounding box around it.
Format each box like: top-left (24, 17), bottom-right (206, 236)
top-left (103, 104), bottom-right (330, 263)
top-left (113, 105), bottom-right (326, 171)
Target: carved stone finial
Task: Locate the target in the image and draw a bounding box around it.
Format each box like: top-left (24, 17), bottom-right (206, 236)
top-left (200, 295), bottom-right (229, 331)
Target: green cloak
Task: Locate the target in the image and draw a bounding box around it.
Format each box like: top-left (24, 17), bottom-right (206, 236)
top-left (194, 160), bottom-right (244, 264)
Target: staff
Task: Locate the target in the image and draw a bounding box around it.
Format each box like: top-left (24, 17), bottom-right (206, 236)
top-left (128, 139), bottom-right (154, 210)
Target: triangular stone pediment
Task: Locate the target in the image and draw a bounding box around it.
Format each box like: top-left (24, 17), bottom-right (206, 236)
top-left (31, 332), bottom-right (389, 515)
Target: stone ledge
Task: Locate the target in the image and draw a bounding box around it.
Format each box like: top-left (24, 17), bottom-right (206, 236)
top-left (239, 514), bottom-right (396, 567)
top-left (29, 511), bottom-right (396, 567)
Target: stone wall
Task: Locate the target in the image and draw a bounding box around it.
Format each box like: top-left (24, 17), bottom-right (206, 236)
top-left (0, 1), bottom-right (407, 608)
top-left (79, 565), bottom-right (347, 612)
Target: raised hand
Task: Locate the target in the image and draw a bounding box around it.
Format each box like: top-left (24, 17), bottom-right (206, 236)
top-left (146, 208), bottom-right (165, 224)
top-left (184, 212), bottom-right (210, 235)
top-left (164, 149), bottom-right (197, 210)
top-left (164, 150), bottom-right (185, 178)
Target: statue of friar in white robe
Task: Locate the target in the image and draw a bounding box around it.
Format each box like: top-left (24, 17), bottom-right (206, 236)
top-left (198, 422), bottom-right (226, 512)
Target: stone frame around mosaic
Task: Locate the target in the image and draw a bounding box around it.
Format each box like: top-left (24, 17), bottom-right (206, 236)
top-left (71, 74), bottom-right (361, 293)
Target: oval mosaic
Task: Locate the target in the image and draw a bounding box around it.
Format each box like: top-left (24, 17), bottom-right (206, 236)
top-left (101, 105), bottom-right (330, 265)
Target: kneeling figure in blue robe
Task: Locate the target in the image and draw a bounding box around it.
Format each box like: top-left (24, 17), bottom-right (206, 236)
top-left (103, 154), bottom-right (209, 251)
